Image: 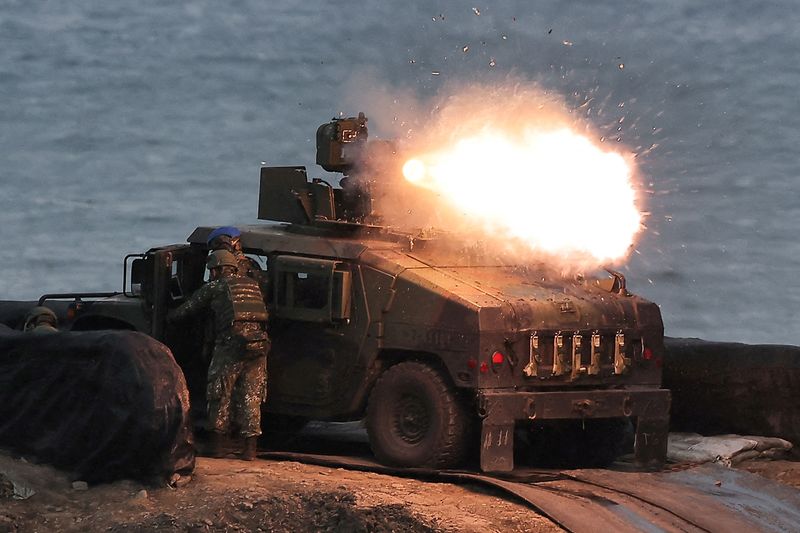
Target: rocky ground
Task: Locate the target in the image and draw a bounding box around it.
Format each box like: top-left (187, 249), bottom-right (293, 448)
top-left (2, 446), bottom-right (799, 533)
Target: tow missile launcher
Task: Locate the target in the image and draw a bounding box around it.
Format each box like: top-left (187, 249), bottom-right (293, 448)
top-left (14, 114), bottom-right (670, 472)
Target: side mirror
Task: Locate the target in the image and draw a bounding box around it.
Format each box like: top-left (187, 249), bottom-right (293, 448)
top-left (131, 259), bottom-right (144, 284)
top-left (129, 258), bottom-right (145, 296)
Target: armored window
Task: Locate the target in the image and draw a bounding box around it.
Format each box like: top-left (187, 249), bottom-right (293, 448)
top-left (273, 256), bottom-right (351, 322)
top-left (279, 271), bottom-right (328, 310)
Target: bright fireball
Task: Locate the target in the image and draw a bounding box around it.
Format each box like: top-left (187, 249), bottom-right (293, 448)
top-left (402, 128), bottom-right (642, 264)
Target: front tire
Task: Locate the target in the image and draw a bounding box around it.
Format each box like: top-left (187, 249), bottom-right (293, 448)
top-left (365, 361), bottom-right (470, 469)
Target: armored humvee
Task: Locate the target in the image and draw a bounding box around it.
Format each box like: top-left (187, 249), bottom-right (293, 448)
top-left (2, 114), bottom-right (670, 472)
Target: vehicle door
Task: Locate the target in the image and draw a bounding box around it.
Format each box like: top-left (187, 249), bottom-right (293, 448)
top-left (135, 244), bottom-right (209, 415)
top-left (267, 255), bottom-right (354, 417)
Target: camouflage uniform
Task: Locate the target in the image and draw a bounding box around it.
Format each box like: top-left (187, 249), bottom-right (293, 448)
top-left (169, 274), bottom-right (269, 438)
top-left (29, 324), bottom-right (58, 335)
top-left (24, 306), bottom-right (58, 334)
top-left (203, 232), bottom-right (264, 371)
top-left (234, 251), bottom-right (257, 279)
top-left (210, 236), bottom-right (257, 278)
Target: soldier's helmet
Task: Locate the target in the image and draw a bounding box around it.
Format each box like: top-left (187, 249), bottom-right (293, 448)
top-left (23, 306), bottom-right (58, 331)
top-left (207, 226), bottom-right (242, 251)
top-left (206, 250), bottom-right (239, 270)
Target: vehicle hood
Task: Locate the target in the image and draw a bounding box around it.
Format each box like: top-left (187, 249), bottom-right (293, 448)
top-left (405, 264), bottom-right (662, 334)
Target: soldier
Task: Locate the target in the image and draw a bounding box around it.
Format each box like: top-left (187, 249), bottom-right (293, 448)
top-left (203, 226), bottom-right (266, 367)
top-left (23, 306), bottom-right (58, 334)
top-left (167, 250), bottom-right (270, 461)
top-left (206, 226), bottom-right (256, 277)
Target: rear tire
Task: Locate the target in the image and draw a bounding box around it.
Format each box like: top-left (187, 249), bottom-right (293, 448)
top-left (366, 361), bottom-right (470, 469)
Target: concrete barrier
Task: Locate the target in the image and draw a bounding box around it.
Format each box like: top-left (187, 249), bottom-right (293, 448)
top-left (664, 337), bottom-right (800, 448)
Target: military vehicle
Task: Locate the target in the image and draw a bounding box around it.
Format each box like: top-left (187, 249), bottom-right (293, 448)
top-left (0, 114), bottom-right (670, 472)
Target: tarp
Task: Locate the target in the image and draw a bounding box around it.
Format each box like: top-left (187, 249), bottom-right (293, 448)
top-left (0, 326), bottom-right (195, 483)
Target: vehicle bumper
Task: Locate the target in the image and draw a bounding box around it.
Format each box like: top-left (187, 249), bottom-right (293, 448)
top-left (477, 388), bottom-right (671, 472)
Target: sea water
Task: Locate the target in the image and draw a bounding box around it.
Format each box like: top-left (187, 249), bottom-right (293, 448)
top-left (1, 1), bottom-right (798, 344)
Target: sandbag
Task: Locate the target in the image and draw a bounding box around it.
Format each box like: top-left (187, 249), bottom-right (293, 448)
top-left (667, 432), bottom-right (793, 466)
top-left (0, 326), bottom-right (195, 483)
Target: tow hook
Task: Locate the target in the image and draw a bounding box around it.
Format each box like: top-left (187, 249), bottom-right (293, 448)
top-left (623, 395), bottom-right (634, 417)
top-left (478, 395), bottom-right (490, 418)
top-left (572, 399), bottom-right (595, 417)
top-left (525, 398), bottom-right (536, 419)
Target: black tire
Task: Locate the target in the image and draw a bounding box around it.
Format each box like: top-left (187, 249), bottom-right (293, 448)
top-left (365, 361), bottom-right (470, 469)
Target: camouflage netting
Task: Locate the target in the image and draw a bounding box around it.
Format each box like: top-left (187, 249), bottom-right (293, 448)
top-left (0, 326), bottom-right (195, 483)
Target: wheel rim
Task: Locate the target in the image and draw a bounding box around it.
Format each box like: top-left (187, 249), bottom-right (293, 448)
top-left (393, 392), bottom-right (430, 444)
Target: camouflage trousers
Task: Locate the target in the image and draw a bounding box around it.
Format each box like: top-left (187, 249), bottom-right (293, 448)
top-left (206, 341), bottom-right (267, 438)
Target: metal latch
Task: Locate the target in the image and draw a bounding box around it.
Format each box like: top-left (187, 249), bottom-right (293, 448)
top-left (614, 331), bottom-right (630, 374)
top-left (523, 332), bottom-right (540, 377)
top-left (589, 332), bottom-right (601, 375)
top-left (552, 332), bottom-right (566, 376)
top-left (570, 333), bottom-right (584, 379)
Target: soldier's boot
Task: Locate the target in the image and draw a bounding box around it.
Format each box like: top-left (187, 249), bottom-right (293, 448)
top-left (206, 432), bottom-right (227, 458)
top-left (241, 436), bottom-right (259, 461)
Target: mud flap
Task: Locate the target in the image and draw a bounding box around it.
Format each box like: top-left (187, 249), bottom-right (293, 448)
top-left (634, 416), bottom-right (669, 468)
top-left (480, 421), bottom-right (515, 472)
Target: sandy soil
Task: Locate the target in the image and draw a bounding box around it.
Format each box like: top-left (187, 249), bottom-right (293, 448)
top-left (735, 457), bottom-right (800, 489)
top-left (0, 451), bottom-right (559, 533)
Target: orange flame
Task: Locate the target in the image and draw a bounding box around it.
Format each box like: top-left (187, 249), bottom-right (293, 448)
top-left (350, 81), bottom-right (645, 267)
top-left (401, 126), bottom-right (642, 265)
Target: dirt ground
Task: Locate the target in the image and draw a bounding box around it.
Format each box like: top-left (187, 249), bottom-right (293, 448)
top-left (2, 449), bottom-right (799, 533)
top-left (735, 457), bottom-right (800, 489)
top-left (0, 450), bottom-right (559, 533)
